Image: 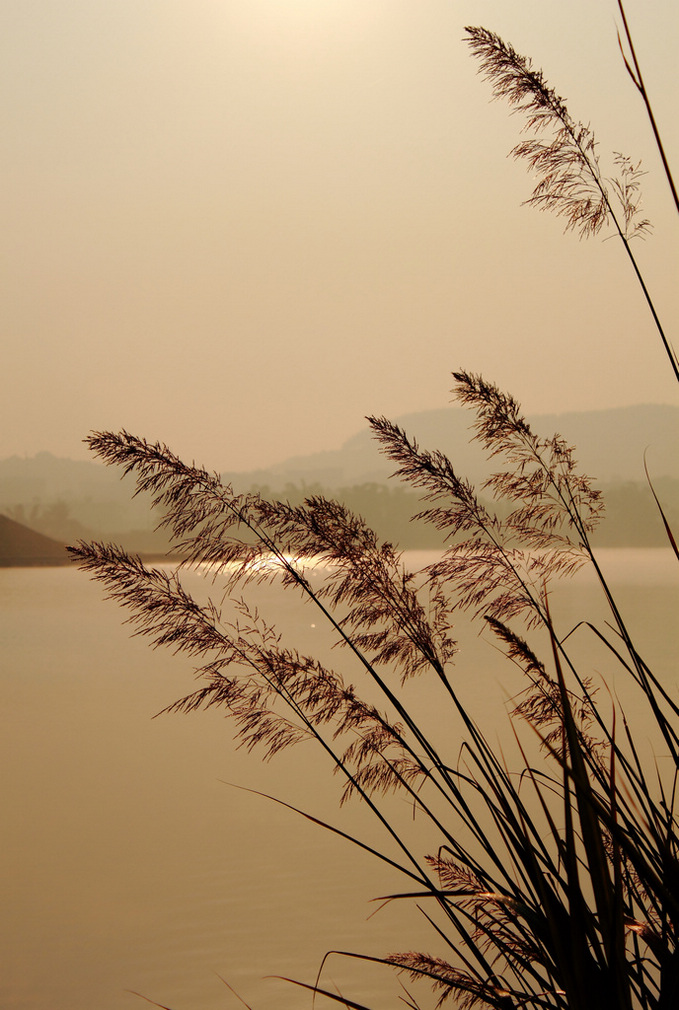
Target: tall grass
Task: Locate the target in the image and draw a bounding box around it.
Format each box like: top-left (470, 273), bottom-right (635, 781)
top-left (70, 6), bottom-right (677, 1008)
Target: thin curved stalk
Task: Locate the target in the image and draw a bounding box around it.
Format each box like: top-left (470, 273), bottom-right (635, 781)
top-left (617, 0), bottom-right (679, 216)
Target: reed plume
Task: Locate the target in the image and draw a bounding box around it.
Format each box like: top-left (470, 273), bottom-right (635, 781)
top-left (464, 23), bottom-right (678, 382)
top-left (463, 26), bottom-right (649, 241)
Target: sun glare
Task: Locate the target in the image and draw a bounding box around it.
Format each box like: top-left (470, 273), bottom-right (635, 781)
top-left (220, 0), bottom-right (381, 52)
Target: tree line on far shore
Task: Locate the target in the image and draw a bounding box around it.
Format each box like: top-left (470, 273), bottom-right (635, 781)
top-left (5, 477), bottom-right (677, 555)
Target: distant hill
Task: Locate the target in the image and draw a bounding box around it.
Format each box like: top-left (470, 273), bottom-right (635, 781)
top-left (0, 404), bottom-right (676, 549)
top-left (0, 514), bottom-right (69, 566)
top-left (224, 403), bottom-right (679, 490)
top-left (0, 451), bottom-right (166, 549)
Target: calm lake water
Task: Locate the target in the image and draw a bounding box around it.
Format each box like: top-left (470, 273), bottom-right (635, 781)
top-left (2, 550), bottom-right (678, 1010)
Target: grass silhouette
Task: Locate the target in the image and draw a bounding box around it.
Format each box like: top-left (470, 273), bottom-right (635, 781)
top-left (70, 6), bottom-right (677, 1007)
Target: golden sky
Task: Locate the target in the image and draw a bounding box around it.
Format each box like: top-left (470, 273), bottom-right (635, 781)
top-left (3, 0), bottom-right (677, 470)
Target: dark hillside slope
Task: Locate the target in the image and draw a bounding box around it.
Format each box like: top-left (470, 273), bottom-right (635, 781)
top-left (0, 515), bottom-right (69, 566)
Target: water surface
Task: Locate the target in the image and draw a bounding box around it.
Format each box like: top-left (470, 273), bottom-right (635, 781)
top-left (2, 551), bottom-right (677, 1009)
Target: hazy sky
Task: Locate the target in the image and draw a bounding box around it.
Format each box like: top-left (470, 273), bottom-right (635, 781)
top-left (3, 0), bottom-right (677, 471)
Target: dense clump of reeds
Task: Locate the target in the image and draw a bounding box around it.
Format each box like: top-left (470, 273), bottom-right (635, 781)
top-left (70, 370), bottom-right (677, 1009)
top-left (69, 5), bottom-right (677, 1008)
